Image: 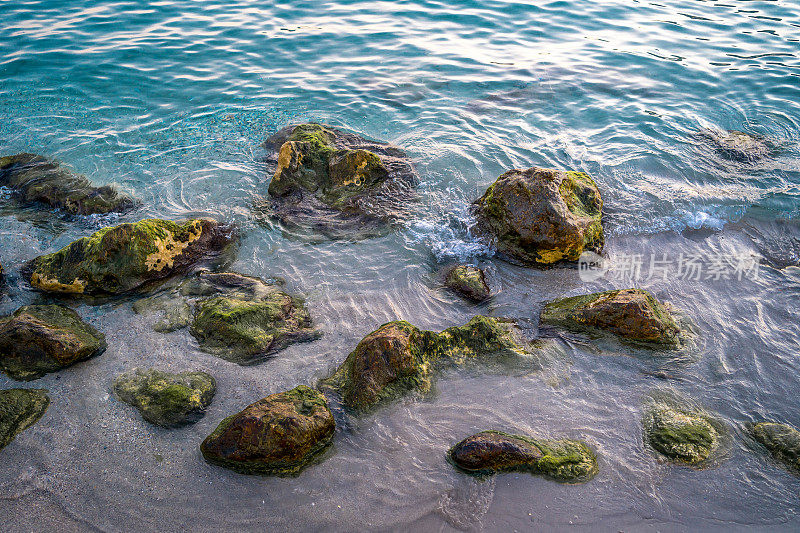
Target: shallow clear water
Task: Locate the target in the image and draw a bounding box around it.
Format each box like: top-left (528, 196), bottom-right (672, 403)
top-left (1, 0), bottom-right (800, 530)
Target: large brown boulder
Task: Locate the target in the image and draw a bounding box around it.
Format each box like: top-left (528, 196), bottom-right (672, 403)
top-left (540, 288), bottom-right (684, 348)
top-left (471, 166), bottom-right (603, 265)
top-left (447, 430), bottom-right (598, 482)
top-left (24, 218), bottom-right (236, 295)
top-left (0, 153), bottom-right (137, 215)
top-left (258, 123), bottom-right (417, 241)
top-left (0, 304), bottom-right (106, 381)
top-left (200, 385), bottom-right (335, 475)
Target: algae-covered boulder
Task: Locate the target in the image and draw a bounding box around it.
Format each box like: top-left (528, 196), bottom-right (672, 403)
top-left (444, 265), bottom-right (490, 302)
top-left (643, 399), bottom-right (722, 466)
top-left (24, 218), bottom-right (235, 295)
top-left (201, 385), bottom-right (335, 476)
top-left (135, 270), bottom-right (320, 364)
top-left (697, 129), bottom-right (772, 162)
top-left (0, 304), bottom-right (106, 381)
top-left (0, 153), bottom-right (137, 215)
top-left (258, 123), bottom-right (417, 240)
top-left (752, 422), bottom-right (800, 473)
top-left (471, 166), bottom-right (603, 266)
top-left (447, 430), bottom-right (598, 482)
top-left (0, 389), bottom-right (50, 450)
top-left (540, 288), bottom-right (683, 348)
top-left (113, 368), bottom-right (216, 427)
top-left (321, 316), bottom-right (546, 412)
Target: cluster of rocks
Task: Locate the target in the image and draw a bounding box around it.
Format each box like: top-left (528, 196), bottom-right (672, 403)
top-left (1, 124), bottom-right (795, 481)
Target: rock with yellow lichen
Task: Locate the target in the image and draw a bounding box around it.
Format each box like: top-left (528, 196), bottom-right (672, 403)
top-left (471, 166), bottom-right (604, 266)
top-left (113, 368), bottom-right (216, 427)
top-left (23, 218), bottom-right (236, 296)
top-left (257, 123), bottom-right (417, 241)
top-left (0, 304), bottom-right (106, 381)
top-left (0, 153), bottom-right (138, 215)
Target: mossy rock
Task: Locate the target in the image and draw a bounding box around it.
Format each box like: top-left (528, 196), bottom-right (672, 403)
top-left (113, 369), bottom-right (216, 427)
top-left (0, 389), bottom-right (50, 450)
top-left (643, 399), bottom-right (722, 466)
top-left (0, 304), bottom-right (106, 381)
top-left (444, 265), bottom-right (490, 302)
top-left (696, 129), bottom-right (772, 162)
top-left (133, 270), bottom-right (319, 364)
top-left (320, 316), bottom-right (542, 412)
top-left (258, 123), bottom-right (417, 241)
top-left (24, 218), bottom-right (235, 295)
top-left (540, 288), bottom-right (683, 348)
top-left (200, 385), bottom-right (335, 476)
top-left (0, 153), bottom-right (138, 215)
top-left (752, 422), bottom-right (800, 474)
top-left (447, 430), bottom-right (598, 482)
top-left (472, 166), bottom-right (603, 266)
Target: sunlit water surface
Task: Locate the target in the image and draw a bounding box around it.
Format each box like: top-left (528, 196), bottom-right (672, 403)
top-left (1, 0), bottom-right (800, 530)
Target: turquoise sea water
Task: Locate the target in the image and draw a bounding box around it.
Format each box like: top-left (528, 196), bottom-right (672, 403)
top-left (1, 0), bottom-right (800, 531)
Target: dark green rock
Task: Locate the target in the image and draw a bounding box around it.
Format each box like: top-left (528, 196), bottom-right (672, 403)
top-left (643, 400), bottom-right (721, 465)
top-left (0, 153), bottom-right (137, 215)
top-left (447, 430), bottom-right (598, 482)
top-left (113, 369), bottom-right (216, 427)
top-left (752, 422), bottom-right (800, 473)
top-left (444, 265), bottom-right (490, 302)
top-left (472, 166), bottom-right (603, 265)
top-left (24, 218), bottom-right (235, 295)
top-left (697, 129), bottom-right (772, 162)
top-left (0, 389), bottom-right (50, 450)
top-left (321, 316), bottom-right (554, 412)
top-left (540, 288), bottom-right (683, 348)
top-left (201, 385), bottom-right (335, 476)
top-left (0, 304), bottom-right (106, 381)
top-left (259, 123), bottom-right (417, 241)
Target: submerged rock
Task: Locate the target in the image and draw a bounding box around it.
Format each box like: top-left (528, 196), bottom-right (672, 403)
top-left (471, 166), bottom-right (604, 266)
top-left (135, 270), bottom-right (320, 364)
top-left (0, 304), bottom-right (106, 381)
top-left (447, 430), bottom-right (598, 482)
top-left (113, 369), bottom-right (216, 427)
top-left (201, 385), bottom-right (335, 476)
top-left (24, 218), bottom-right (235, 295)
top-left (320, 316), bottom-right (551, 412)
top-left (643, 400), bottom-right (721, 465)
top-left (444, 265), bottom-right (490, 302)
top-left (0, 389), bottom-right (50, 450)
top-left (0, 153), bottom-right (137, 215)
top-left (540, 288), bottom-right (683, 348)
top-left (752, 422), bottom-right (800, 473)
top-left (697, 129), bottom-right (772, 162)
top-left (258, 123), bottom-right (417, 241)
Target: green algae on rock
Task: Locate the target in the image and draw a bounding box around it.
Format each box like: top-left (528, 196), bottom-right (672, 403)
top-left (135, 270), bottom-right (320, 364)
top-left (0, 304), bottom-right (106, 381)
top-left (200, 385), bottom-right (335, 476)
top-left (642, 398), bottom-right (722, 466)
top-left (752, 422), bottom-right (800, 474)
top-left (471, 166), bottom-right (603, 266)
top-left (258, 123), bottom-right (417, 241)
top-left (320, 316), bottom-right (546, 412)
top-left (113, 368), bottom-right (216, 427)
top-left (540, 288), bottom-right (684, 348)
top-left (447, 430), bottom-right (598, 482)
top-left (24, 218), bottom-right (235, 295)
top-left (0, 153), bottom-right (137, 215)
top-left (444, 265), bottom-right (490, 302)
top-left (0, 388), bottom-right (50, 451)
